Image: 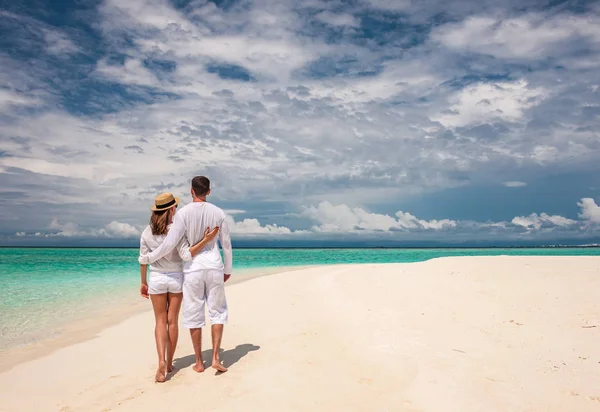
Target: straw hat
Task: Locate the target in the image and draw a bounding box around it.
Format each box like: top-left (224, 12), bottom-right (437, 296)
top-left (151, 192), bottom-right (180, 211)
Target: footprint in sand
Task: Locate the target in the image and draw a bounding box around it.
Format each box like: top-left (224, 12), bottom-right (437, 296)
top-left (508, 320), bottom-right (523, 326)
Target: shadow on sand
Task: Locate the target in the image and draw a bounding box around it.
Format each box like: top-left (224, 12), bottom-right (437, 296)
top-left (170, 343), bottom-right (260, 378)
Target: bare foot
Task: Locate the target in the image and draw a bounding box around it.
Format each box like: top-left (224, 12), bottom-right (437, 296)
top-left (155, 362), bottom-right (167, 383)
top-left (167, 363), bottom-right (174, 373)
top-left (212, 360), bottom-right (228, 373)
top-left (192, 361), bottom-right (205, 373)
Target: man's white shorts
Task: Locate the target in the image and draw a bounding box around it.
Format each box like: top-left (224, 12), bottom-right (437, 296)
top-left (148, 272), bottom-right (183, 295)
top-left (182, 269), bottom-right (228, 328)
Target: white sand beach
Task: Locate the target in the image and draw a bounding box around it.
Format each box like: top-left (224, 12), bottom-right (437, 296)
top-left (1, 256), bottom-right (599, 412)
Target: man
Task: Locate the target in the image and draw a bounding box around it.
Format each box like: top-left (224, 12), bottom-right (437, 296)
top-left (139, 176), bottom-right (232, 373)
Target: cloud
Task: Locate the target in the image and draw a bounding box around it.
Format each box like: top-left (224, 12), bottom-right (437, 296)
top-left (503, 181), bottom-right (527, 188)
top-left (315, 11), bottom-right (360, 28)
top-left (0, 10), bottom-right (82, 58)
top-left (365, 0), bottom-right (412, 12)
top-left (578, 198), bottom-right (600, 223)
top-left (300, 198), bottom-right (599, 238)
top-left (96, 58), bottom-right (160, 87)
top-left (431, 13), bottom-right (600, 61)
top-left (302, 201), bottom-right (457, 232)
top-left (9, 197), bottom-right (599, 242)
top-left (511, 213), bottom-right (577, 231)
top-left (0, 89), bottom-right (43, 110)
top-left (225, 215), bottom-right (295, 235)
top-left (1, 0), bottom-right (600, 244)
top-left (41, 28), bottom-right (82, 56)
top-left (104, 221), bottom-right (142, 237)
top-left (18, 214), bottom-right (298, 239)
top-left (224, 209), bottom-right (246, 215)
top-left (433, 80), bottom-right (546, 128)
top-left (44, 218), bottom-right (142, 238)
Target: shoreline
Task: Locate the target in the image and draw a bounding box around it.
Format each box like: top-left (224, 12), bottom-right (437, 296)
top-left (3, 256), bottom-right (599, 372)
top-left (1, 255), bottom-right (596, 373)
top-left (0, 264), bottom-right (320, 373)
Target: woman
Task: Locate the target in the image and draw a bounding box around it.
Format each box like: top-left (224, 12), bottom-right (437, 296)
top-left (139, 192), bottom-right (219, 383)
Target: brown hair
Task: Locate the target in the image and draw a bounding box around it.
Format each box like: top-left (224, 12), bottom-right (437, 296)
top-left (192, 176), bottom-right (210, 197)
top-left (150, 208), bottom-right (173, 236)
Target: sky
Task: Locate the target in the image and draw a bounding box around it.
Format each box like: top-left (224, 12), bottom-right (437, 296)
top-left (1, 0), bottom-right (600, 247)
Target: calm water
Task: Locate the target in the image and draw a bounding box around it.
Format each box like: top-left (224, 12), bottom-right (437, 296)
top-left (1, 247), bottom-right (599, 350)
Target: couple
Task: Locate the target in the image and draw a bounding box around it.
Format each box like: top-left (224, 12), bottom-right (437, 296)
top-left (138, 176), bottom-right (233, 383)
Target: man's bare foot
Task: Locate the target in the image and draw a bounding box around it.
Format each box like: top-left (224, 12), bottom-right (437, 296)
top-left (192, 361), bottom-right (205, 373)
top-left (155, 362), bottom-right (167, 383)
top-left (212, 360), bottom-right (228, 373)
top-left (167, 363), bottom-right (174, 373)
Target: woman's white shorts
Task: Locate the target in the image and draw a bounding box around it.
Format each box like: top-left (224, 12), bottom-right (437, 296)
top-left (148, 271), bottom-right (183, 295)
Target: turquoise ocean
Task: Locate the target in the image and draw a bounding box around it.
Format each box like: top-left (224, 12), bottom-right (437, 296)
top-left (1, 247), bottom-right (599, 351)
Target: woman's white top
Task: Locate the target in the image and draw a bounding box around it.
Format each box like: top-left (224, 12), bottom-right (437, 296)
top-left (139, 224), bottom-right (191, 274)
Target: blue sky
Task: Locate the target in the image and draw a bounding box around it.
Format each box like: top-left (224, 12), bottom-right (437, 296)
top-left (1, 0), bottom-right (600, 246)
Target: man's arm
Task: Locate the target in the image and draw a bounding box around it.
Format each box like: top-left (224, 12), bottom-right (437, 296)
top-left (139, 213), bottom-right (186, 265)
top-left (219, 217), bottom-right (232, 277)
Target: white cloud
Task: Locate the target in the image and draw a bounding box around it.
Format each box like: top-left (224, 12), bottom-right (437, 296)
top-left (104, 221), bottom-right (141, 238)
top-left (315, 11), bottom-right (359, 27)
top-left (99, 0), bottom-right (325, 84)
top-left (45, 219), bottom-right (142, 238)
top-left (433, 80), bottom-right (546, 128)
top-left (0, 10), bottom-right (81, 58)
top-left (49, 218), bottom-right (81, 236)
top-left (0, 89), bottom-right (42, 110)
top-left (225, 215), bottom-right (295, 235)
top-left (431, 14), bottom-right (600, 60)
top-left (578, 198), bottom-right (600, 223)
top-left (41, 28), bottom-right (81, 56)
top-left (224, 209), bottom-right (246, 215)
top-left (96, 58), bottom-right (160, 87)
top-left (98, 0), bottom-right (193, 32)
top-left (503, 181), bottom-right (527, 188)
top-left (303, 201), bottom-right (457, 232)
top-left (365, 0), bottom-right (412, 12)
top-left (511, 213), bottom-right (577, 231)
top-left (11, 197), bottom-right (599, 241)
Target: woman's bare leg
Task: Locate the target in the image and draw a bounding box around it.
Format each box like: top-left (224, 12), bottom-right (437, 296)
top-left (150, 293), bottom-right (168, 382)
top-left (166, 292), bottom-right (183, 372)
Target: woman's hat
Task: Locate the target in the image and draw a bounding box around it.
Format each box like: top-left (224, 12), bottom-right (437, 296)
top-left (152, 192), bottom-right (180, 211)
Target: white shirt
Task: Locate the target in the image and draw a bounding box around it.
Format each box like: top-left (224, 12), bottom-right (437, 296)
top-left (138, 225), bottom-right (192, 274)
top-left (138, 201), bottom-right (233, 274)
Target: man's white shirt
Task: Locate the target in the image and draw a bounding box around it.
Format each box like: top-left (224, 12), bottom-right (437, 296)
top-left (138, 202), bottom-right (233, 274)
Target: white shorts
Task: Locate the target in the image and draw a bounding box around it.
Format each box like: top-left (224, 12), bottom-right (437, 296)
top-left (182, 269), bottom-right (228, 329)
top-left (148, 272), bottom-right (183, 295)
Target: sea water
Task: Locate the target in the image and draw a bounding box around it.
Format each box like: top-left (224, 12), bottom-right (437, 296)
top-left (1, 247), bottom-right (598, 350)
